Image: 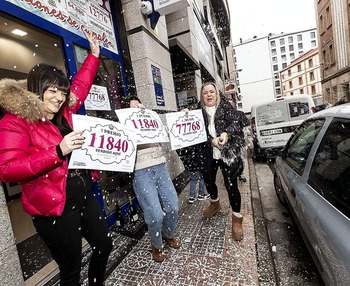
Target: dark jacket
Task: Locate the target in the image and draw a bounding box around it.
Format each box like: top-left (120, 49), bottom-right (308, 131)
top-left (199, 96), bottom-right (245, 172)
top-left (176, 143), bottom-right (206, 172)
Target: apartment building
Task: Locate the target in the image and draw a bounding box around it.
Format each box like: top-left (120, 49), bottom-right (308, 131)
top-left (233, 28), bottom-right (317, 114)
top-left (269, 29), bottom-right (318, 96)
top-left (280, 48), bottom-right (322, 96)
top-left (316, 0), bottom-right (350, 105)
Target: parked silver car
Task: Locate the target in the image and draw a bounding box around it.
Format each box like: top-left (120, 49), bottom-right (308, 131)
top-left (274, 103), bottom-right (350, 286)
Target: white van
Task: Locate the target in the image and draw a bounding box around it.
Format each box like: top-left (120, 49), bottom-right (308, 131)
top-left (250, 94), bottom-right (316, 160)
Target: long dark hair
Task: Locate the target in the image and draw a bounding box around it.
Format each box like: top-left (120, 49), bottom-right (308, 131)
top-left (27, 63), bottom-right (71, 131)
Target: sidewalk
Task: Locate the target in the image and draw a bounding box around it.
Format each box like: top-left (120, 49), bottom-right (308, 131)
top-left (103, 158), bottom-right (260, 286)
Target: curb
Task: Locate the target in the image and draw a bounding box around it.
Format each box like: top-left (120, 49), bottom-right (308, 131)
top-left (247, 146), bottom-right (277, 284)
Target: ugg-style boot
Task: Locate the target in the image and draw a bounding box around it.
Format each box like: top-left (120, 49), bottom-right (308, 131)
top-left (151, 245), bottom-right (164, 262)
top-left (203, 199), bottom-right (221, 218)
top-left (232, 213), bottom-right (243, 241)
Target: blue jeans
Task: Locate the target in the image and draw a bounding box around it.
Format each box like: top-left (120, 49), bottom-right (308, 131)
top-left (133, 163), bottom-right (179, 249)
top-left (189, 171), bottom-right (205, 198)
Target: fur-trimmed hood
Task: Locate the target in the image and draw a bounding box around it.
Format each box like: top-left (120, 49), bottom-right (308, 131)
top-left (0, 78), bottom-right (76, 122)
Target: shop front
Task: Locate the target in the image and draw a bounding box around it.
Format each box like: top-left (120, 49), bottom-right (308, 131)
top-left (0, 0), bottom-right (140, 283)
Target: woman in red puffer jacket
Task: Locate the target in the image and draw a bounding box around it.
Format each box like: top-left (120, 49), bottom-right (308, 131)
top-left (0, 31), bottom-right (112, 286)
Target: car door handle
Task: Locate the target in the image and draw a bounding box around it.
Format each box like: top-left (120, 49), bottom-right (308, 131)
top-left (290, 188), bottom-right (296, 197)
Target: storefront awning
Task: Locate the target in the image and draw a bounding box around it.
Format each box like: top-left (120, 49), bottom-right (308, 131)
top-left (169, 38), bottom-right (200, 75)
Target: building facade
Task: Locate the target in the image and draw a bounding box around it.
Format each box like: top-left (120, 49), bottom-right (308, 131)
top-left (269, 29), bottom-right (318, 96)
top-left (0, 0), bottom-right (233, 284)
top-left (280, 48), bottom-right (322, 97)
top-left (232, 37), bottom-right (274, 114)
top-left (316, 0), bottom-right (350, 105)
top-left (233, 28), bottom-right (317, 114)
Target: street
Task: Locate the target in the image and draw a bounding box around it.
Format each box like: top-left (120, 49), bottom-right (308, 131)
top-left (250, 152), bottom-right (324, 285)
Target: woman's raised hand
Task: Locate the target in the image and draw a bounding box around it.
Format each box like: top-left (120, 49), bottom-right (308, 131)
top-left (83, 30), bottom-right (100, 58)
top-left (59, 130), bottom-right (85, 156)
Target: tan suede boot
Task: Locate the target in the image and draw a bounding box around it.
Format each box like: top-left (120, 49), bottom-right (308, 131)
top-left (232, 213), bottom-right (243, 241)
top-left (151, 245), bottom-right (164, 262)
top-left (203, 199), bottom-right (221, 218)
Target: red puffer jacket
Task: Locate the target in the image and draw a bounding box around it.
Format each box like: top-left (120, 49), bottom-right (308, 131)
top-left (0, 54), bottom-right (100, 216)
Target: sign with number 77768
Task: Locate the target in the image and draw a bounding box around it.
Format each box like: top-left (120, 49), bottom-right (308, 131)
top-left (166, 109), bottom-right (207, 150)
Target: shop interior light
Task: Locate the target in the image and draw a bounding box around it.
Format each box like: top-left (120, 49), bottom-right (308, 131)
top-left (11, 28), bottom-right (27, 36)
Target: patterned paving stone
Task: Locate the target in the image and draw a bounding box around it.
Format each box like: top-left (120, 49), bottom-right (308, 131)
top-left (104, 161), bottom-right (260, 286)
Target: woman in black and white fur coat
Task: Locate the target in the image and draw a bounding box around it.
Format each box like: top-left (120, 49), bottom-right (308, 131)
top-left (197, 82), bottom-right (246, 241)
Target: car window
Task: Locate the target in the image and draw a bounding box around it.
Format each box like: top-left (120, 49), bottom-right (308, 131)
top-left (288, 100), bottom-right (311, 121)
top-left (284, 119), bottom-right (325, 175)
top-left (308, 118), bottom-right (350, 218)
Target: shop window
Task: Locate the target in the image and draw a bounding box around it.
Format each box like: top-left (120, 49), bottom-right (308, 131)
top-left (0, 12), bottom-right (65, 80)
top-left (72, 44), bottom-right (130, 217)
top-left (174, 75), bottom-right (197, 109)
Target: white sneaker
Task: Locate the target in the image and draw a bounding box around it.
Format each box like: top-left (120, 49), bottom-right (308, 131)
top-left (198, 194), bottom-right (210, 201)
top-left (188, 197), bottom-right (195, 204)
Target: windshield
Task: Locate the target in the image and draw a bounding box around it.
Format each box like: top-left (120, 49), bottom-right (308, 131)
top-left (256, 101), bottom-right (288, 126)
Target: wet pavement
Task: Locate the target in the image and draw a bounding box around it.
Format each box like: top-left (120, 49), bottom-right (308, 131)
top-left (101, 153), bottom-right (262, 286)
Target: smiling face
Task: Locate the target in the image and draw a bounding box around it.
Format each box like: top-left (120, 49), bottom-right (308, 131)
top-left (43, 86), bottom-right (67, 119)
top-left (201, 84), bottom-right (218, 107)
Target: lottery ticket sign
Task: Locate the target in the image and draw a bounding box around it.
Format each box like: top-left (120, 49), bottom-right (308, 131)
top-left (115, 108), bottom-right (169, 144)
top-left (166, 109), bottom-right (207, 150)
top-left (69, 114), bottom-right (137, 172)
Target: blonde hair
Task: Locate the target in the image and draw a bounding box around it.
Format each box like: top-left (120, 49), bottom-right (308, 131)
top-left (200, 82), bottom-right (220, 107)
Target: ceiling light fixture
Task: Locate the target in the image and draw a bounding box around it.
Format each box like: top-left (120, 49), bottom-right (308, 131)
top-left (11, 28), bottom-right (27, 36)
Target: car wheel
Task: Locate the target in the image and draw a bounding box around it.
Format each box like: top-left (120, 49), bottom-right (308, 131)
top-left (274, 174), bottom-right (287, 206)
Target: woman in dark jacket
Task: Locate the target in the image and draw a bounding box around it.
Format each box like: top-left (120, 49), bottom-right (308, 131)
top-left (199, 82), bottom-right (245, 241)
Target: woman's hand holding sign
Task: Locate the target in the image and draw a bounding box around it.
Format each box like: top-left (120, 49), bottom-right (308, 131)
top-left (60, 131), bottom-right (85, 156)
